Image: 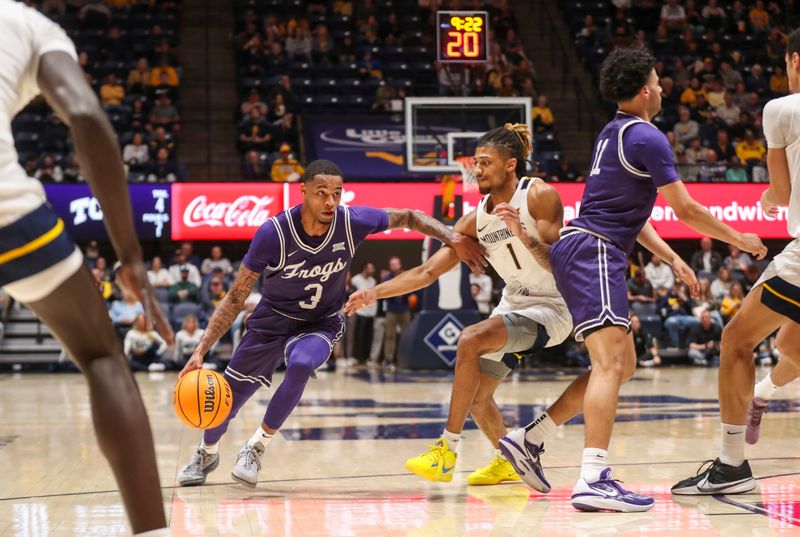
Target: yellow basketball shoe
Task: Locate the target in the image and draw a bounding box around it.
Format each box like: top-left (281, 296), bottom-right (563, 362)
top-left (405, 438), bottom-right (458, 482)
top-left (467, 456), bottom-right (522, 486)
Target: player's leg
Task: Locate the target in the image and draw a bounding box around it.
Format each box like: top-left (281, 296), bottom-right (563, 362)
top-left (178, 328), bottom-right (276, 487)
top-left (568, 326), bottom-right (655, 512)
top-left (467, 370), bottom-right (521, 486)
top-left (383, 312), bottom-right (399, 365)
top-left (672, 285), bottom-right (784, 495)
top-left (23, 266), bottom-right (166, 534)
top-left (231, 319), bottom-right (341, 488)
top-left (469, 373), bottom-right (507, 448)
top-left (748, 324), bottom-right (800, 445)
top-left (405, 316), bottom-right (508, 483)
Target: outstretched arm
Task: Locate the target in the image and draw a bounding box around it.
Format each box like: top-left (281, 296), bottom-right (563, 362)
top-left (637, 222), bottom-right (698, 297)
top-left (344, 246), bottom-right (460, 316)
top-left (659, 181), bottom-right (767, 260)
top-left (384, 208), bottom-right (487, 273)
top-left (37, 51), bottom-right (173, 343)
top-left (179, 267), bottom-right (260, 376)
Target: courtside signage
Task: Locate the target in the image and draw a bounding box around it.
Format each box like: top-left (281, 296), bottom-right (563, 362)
top-left (171, 183), bottom-right (284, 240)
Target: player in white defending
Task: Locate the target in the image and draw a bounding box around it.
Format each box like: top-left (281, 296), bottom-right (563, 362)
top-left (672, 29), bottom-right (800, 495)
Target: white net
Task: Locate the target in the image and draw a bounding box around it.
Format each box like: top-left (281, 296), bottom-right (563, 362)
top-left (455, 156), bottom-right (478, 192)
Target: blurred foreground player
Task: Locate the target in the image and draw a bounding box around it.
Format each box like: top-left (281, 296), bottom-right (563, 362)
top-left (673, 29), bottom-right (800, 494)
top-left (0, 3), bottom-right (172, 535)
top-left (504, 47), bottom-right (765, 512)
top-left (176, 159), bottom-right (486, 488)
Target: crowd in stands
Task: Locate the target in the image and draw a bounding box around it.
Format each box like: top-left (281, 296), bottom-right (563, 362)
top-left (566, 0), bottom-right (794, 183)
top-left (14, 0), bottom-right (185, 183)
top-left (232, 0), bottom-right (557, 181)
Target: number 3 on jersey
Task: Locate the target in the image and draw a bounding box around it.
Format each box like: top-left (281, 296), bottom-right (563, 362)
top-left (299, 283), bottom-right (323, 309)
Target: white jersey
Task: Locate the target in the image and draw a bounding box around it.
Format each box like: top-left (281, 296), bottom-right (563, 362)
top-left (476, 177), bottom-right (562, 303)
top-left (763, 93), bottom-right (800, 238)
top-left (0, 1), bottom-right (77, 225)
top-left (475, 178), bottom-right (572, 347)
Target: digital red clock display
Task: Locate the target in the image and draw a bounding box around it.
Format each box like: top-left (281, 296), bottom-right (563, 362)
top-left (436, 11), bottom-right (489, 63)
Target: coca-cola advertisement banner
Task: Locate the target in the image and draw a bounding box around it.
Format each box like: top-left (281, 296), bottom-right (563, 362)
top-left (171, 183), bottom-right (284, 240)
top-left (44, 184), bottom-right (171, 240)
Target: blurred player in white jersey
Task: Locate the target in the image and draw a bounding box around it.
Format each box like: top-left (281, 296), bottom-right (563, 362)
top-left (0, 2), bottom-right (172, 535)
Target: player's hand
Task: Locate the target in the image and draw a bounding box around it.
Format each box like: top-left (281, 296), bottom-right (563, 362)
top-left (344, 288), bottom-right (377, 317)
top-left (494, 203), bottom-right (524, 239)
top-left (451, 233), bottom-right (488, 274)
top-left (760, 189), bottom-right (780, 220)
top-left (115, 260), bottom-right (174, 345)
top-left (671, 256), bottom-right (699, 299)
top-left (736, 233), bottom-right (768, 261)
top-left (179, 349), bottom-right (204, 378)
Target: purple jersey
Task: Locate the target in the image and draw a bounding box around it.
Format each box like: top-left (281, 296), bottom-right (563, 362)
top-left (242, 205), bottom-right (388, 328)
top-left (569, 112), bottom-right (680, 253)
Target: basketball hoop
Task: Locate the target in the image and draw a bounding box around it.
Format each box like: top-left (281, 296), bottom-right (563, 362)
top-left (455, 155), bottom-right (478, 192)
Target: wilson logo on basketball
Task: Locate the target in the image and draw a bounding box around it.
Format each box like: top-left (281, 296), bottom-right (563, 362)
top-left (203, 374), bottom-right (216, 413)
top-left (183, 195), bottom-right (275, 228)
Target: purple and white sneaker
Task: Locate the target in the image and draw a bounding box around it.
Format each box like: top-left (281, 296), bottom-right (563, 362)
top-left (746, 397), bottom-right (768, 445)
top-left (498, 428), bottom-right (551, 493)
top-left (571, 468), bottom-right (655, 512)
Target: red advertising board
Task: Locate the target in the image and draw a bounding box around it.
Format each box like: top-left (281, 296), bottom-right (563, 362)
top-left (171, 183), bottom-right (285, 240)
top-left (172, 182), bottom-right (790, 241)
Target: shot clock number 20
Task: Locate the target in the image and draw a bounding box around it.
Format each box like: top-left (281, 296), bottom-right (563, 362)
top-left (436, 11), bottom-right (489, 63)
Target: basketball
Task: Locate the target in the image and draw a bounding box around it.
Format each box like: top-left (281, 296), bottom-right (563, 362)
top-left (173, 369), bottom-right (233, 429)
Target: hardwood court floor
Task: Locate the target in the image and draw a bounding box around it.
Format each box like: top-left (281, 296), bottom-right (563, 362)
top-left (2, 366), bottom-right (800, 536)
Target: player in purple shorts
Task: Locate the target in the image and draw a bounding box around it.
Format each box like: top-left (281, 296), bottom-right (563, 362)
top-left (499, 47), bottom-right (766, 512)
top-left (175, 159), bottom-right (486, 488)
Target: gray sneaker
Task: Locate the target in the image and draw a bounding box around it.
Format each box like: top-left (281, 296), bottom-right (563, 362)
top-left (177, 447), bottom-right (219, 487)
top-left (231, 441), bottom-right (264, 488)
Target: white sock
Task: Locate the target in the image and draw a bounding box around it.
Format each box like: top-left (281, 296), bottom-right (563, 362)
top-left (134, 529), bottom-right (172, 537)
top-left (524, 412), bottom-right (556, 446)
top-left (720, 423), bottom-right (746, 467)
top-left (250, 426), bottom-right (274, 447)
top-left (200, 442), bottom-right (218, 455)
top-left (580, 448), bottom-right (608, 483)
top-left (441, 429), bottom-right (461, 450)
top-left (754, 373), bottom-right (780, 400)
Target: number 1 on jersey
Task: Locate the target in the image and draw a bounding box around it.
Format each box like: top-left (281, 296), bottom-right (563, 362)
top-left (506, 244), bottom-right (522, 270)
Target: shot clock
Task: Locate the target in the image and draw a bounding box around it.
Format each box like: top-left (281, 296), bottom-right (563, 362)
top-left (436, 11), bottom-right (489, 63)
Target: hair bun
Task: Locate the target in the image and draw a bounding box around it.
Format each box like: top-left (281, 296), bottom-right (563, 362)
top-left (503, 123), bottom-right (533, 156)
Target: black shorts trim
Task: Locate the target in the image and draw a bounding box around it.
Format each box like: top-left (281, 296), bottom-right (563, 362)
top-left (499, 324), bottom-right (550, 371)
top-left (761, 276), bottom-right (800, 324)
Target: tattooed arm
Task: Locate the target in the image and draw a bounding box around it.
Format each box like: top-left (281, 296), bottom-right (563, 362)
top-left (383, 208), bottom-right (487, 273)
top-left (178, 267), bottom-right (261, 377)
top-left (494, 183), bottom-right (563, 272)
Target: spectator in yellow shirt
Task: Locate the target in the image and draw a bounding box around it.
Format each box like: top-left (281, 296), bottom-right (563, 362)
top-left (720, 282), bottom-right (744, 321)
top-left (127, 57), bottom-right (151, 94)
top-left (735, 130), bottom-right (766, 166)
top-left (100, 73), bottom-right (125, 106)
top-left (532, 94), bottom-right (554, 133)
top-left (271, 144), bottom-right (305, 182)
top-left (150, 56), bottom-right (179, 87)
top-left (748, 1), bottom-right (770, 33)
top-left (679, 77), bottom-right (706, 106)
top-left (770, 65), bottom-right (789, 95)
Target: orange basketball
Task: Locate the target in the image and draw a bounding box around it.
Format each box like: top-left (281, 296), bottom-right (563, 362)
top-left (173, 369), bottom-right (233, 429)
